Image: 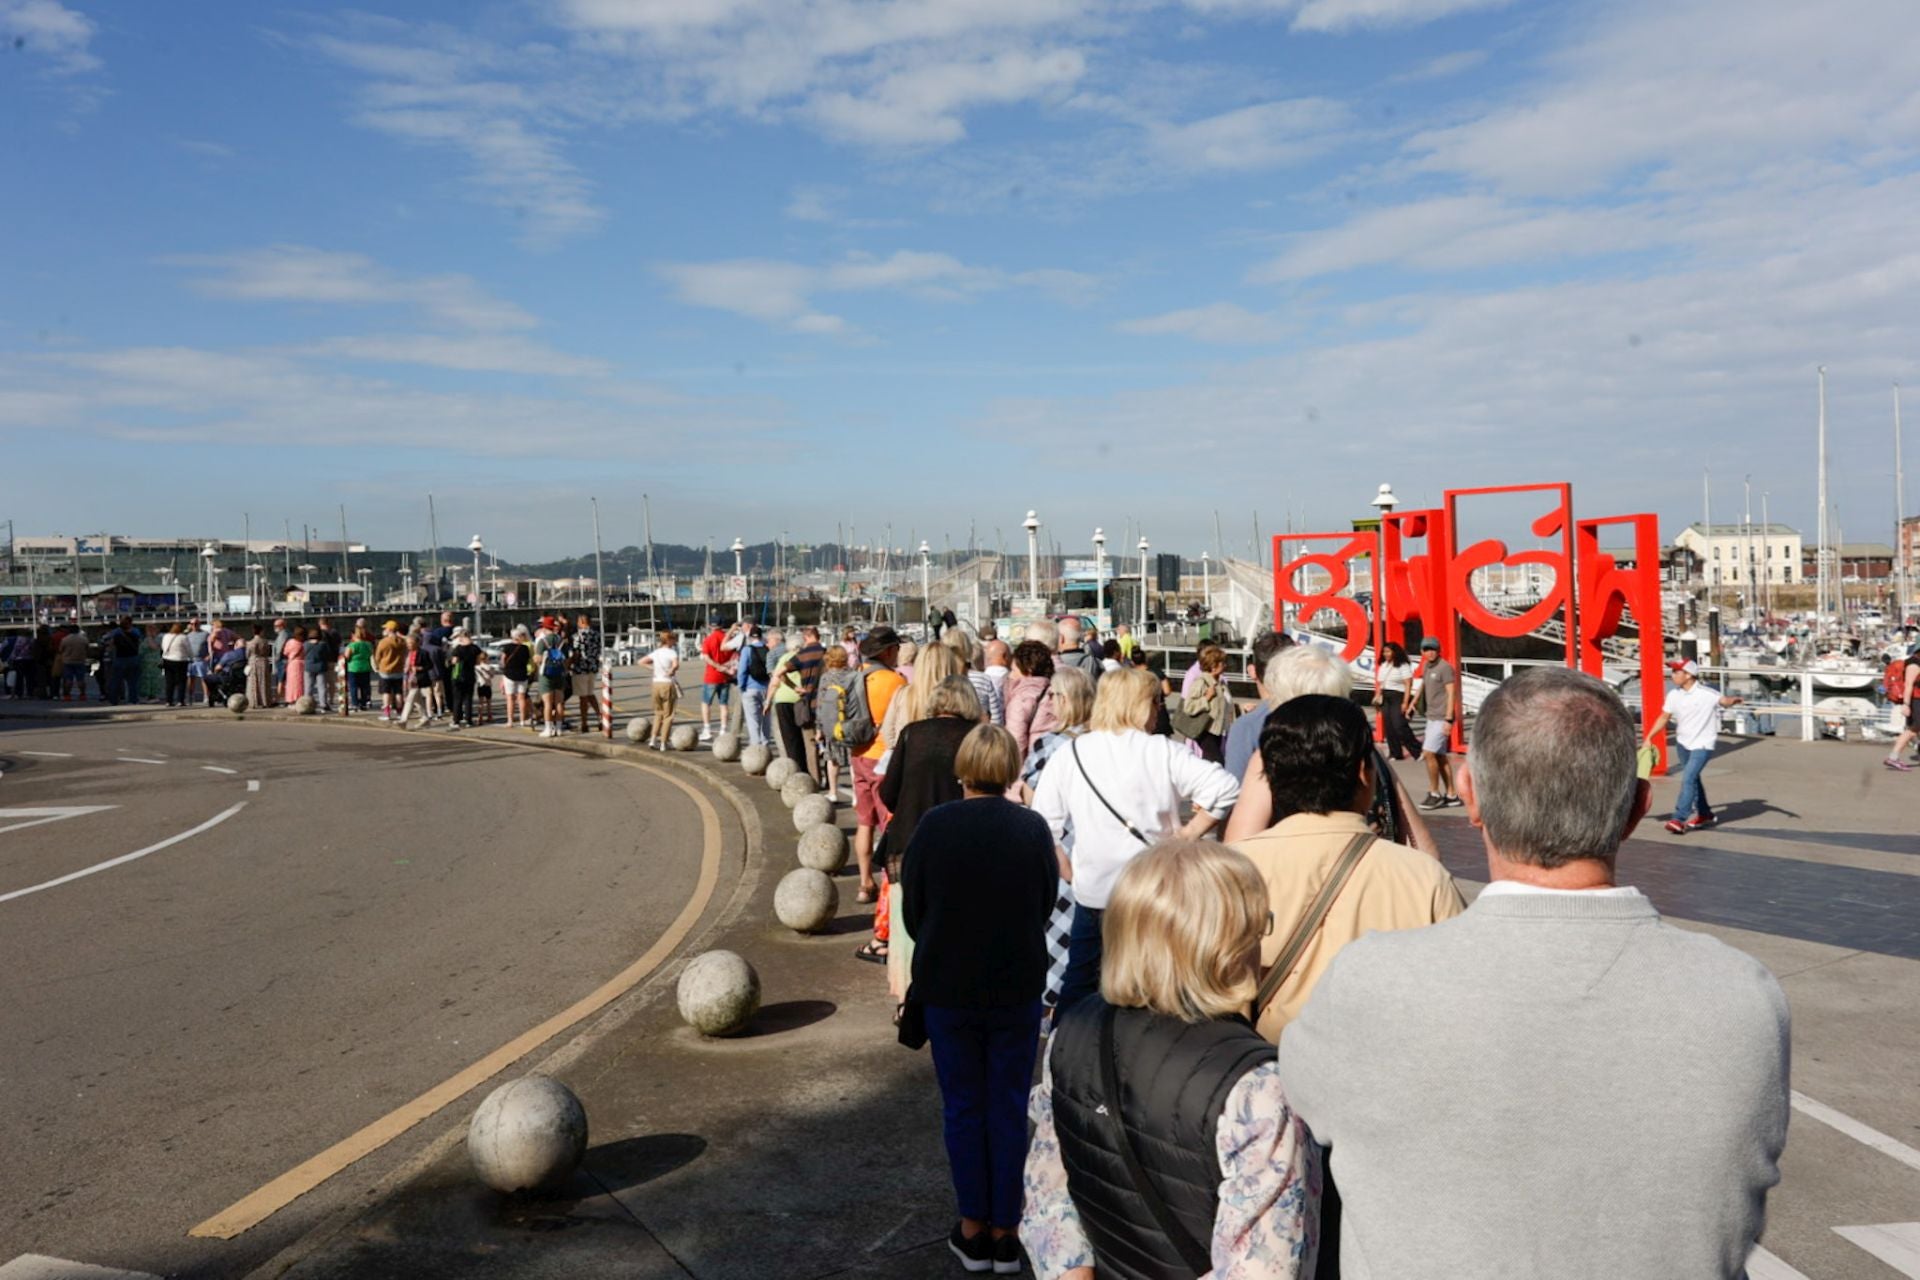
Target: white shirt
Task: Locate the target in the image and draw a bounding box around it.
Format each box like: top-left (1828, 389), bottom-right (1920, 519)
top-left (1664, 680), bottom-right (1723, 750)
top-left (984, 664), bottom-right (1009, 697)
top-left (1479, 880), bottom-right (1645, 901)
top-left (646, 646), bottom-right (679, 683)
top-left (1031, 729), bottom-right (1241, 910)
top-left (160, 631), bottom-right (193, 662)
top-left (1379, 660), bottom-right (1413, 694)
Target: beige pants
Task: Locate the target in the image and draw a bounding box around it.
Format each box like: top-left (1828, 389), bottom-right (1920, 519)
top-left (651, 682), bottom-right (678, 741)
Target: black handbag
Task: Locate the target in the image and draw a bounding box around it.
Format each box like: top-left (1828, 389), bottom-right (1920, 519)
top-left (896, 987), bottom-right (927, 1050)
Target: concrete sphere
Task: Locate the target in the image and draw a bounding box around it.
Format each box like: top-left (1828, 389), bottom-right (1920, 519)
top-left (227, 694), bottom-right (249, 716)
top-left (792, 794), bottom-right (834, 832)
top-left (796, 822), bottom-right (849, 874)
top-left (468, 1074), bottom-right (588, 1195)
top-left (774, 867), bottom-right (838, 933)
top-left (624, 715), bottom-right (651, 744)
top-left (676, 950), bottom-right (761, 1036)
top-left (780, 771), bottom-right (818, 807)
top-left (294, 695), bottom-right (317, 716)
top-left (668, 723), bottom-right (699, 752)
top-left (711, 732), bottom-right (741, 762)
top-left (765, 756), bottom-right (798, 791)
top-left (739, 743), bottom-right (772, 776)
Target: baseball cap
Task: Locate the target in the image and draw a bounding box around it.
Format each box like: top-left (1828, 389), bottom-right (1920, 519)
top-left (1419, 636), bottom-right (1441, 651)
top-left (382, 620), bottom-right (399, 631)
top-left (860, 624), bottom-right (902, 658)
top-left (1668, 658), bottom-right (1699, 675)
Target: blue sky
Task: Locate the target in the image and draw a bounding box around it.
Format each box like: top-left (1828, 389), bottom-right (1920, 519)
top-left (4, 0), bottom-right (1918, 561)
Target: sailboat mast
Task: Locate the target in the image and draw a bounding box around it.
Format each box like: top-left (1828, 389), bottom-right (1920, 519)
top-left (1817, 365), bottom-right (1831, 627)
top-left (1897, 383), bottom-right (1907, 625)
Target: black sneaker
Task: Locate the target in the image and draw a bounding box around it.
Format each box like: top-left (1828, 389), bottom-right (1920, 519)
top-left (992, 1234), bottom-right (1023, 1275)
top-left (1418, 792), bottom-right (1445, 810)
top-left (1443, 795), bottom-right (1464, 807)
top-left (948, 1223), bottom-right (991, 1273)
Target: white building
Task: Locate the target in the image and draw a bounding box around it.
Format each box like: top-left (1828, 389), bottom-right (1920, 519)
top-left (1672, 522), bottom-right (1802, 586)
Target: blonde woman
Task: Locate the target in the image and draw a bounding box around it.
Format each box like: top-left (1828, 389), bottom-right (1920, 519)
top-left (901, 724), bottom-right (1058, 1274)
top-left (1031, 666), bottom-right (1240, 1013)
top-left (879, 639), bottom-right (965, 751)
top-left (1021, 839), bottom-right (1318, 1280)
top-left (813, 643), bottom-right (855, 802)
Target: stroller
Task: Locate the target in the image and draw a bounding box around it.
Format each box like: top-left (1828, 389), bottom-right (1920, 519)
top-left (206, 648), bottom-right (248, 703)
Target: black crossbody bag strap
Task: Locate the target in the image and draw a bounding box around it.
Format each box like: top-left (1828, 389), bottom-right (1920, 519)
top-left (1072, 740), bottom-right (1151, 845)
top-left (1251, 832), bottom-right (1374, 1021)
top-left (1098, 1005), bottom-right (1214, 1277)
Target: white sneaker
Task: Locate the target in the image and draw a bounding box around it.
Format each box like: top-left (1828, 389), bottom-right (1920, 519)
top-left (540, 725), bottom-right (555, 738)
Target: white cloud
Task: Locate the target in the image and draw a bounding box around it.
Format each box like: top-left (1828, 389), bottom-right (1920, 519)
top-left (1290, 0), bottom-right (1514, 32)
top-left (1117, 302), bottom-right (1294, 344)
top-left (657, 249), bottom-right (1098, 333)
top-left (300, 334), bottom-right (610, 377)
top-left (1147, 98), bottom-right (1350, 171)
top-left (1392, 49), bottom-right (1486, 82)
top-left (1, 0), bottom-right (99, 75)
top-left (169, 246), bottom-right (537, 332)
top-left (807, 47), bottom-right (1086, 146)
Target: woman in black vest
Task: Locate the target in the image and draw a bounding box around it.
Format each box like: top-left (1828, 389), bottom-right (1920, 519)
top-left (902, 723), bottom-right (1058, 1275)
top-left (1022, 839), bottom-right (1319, 1280)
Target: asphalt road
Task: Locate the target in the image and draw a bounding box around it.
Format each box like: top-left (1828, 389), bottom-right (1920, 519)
top-left (0, 717), bottom-right (713, 1279)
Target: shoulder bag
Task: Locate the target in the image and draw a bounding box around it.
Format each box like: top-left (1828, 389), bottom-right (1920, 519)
top-left (1098, 1003), bottom-right (1215, 1276)
top-left (1251, 832), bottom-right (1374, 1022)
top-left (1070, 740), bottom-right (1150, 845)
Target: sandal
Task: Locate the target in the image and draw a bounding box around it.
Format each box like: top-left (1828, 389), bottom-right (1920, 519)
top-left (854, 941), bottom-right (888, 964)
top-left (856, 884), bottom-right (879, 904)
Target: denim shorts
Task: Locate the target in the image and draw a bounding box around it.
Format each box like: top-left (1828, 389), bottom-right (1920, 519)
top-left (701, 683), bottom-right (732, 705)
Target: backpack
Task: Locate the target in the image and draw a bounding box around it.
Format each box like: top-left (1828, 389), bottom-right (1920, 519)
top-left (540, 639), bottom-right (569, 682)
top-left (1886, 657), bottom-right (1909, 702)
top-left (831, 665), bottom-right (882, 749)
top-left (745, 644), bottom-right (769, 686)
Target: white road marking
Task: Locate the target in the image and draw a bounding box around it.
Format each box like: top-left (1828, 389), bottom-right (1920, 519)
top-left (200, 765), bottom-right (238, 775)
top-left (1836, 1224), bottom-right (1920, 1277)
top-left (1793, 1090), bottom-right (1920, 1173)
top-left (0, 806), bottom-right (119, 836)
top-left (0, 1255), bottom-right (161, 1279)
top-left (115, 757), bottom-right (166, 765)
top-left (0, 802), bottom-right (246, 905)
top-left (17, 752), bottom-right (73, 759)
top-left (1746, 1246), bottom-right (1814, 1279)
top-left (246, 779), bottom-right (260, 792)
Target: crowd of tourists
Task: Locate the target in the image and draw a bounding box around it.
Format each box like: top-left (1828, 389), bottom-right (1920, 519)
top-left (711, 615), bottom-right (1792, 1279)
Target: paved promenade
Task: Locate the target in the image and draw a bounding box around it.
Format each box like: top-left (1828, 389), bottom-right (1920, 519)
top-left (3, 667), bottom-right (1917, 1279)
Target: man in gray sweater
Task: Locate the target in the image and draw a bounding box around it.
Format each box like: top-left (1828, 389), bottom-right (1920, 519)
top-left (1279, 666), bottom-right (1789, 1279)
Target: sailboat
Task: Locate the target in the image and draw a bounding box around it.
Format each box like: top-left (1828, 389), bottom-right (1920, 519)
top-left (1809, 366), bottom-right (1881, 693)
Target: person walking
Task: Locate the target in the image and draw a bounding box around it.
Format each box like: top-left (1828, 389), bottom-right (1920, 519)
top-left (639, 629), bottom-right (680, 749)
top-left (1413, 636), bottom-right (1461, 809)
top-left (1032, 666), bottom-right (1241, 1013)
top-left (1279, 667), bottom-right (1789, 1280)
top-left (1374, 641), bottom-right (1421, 761)
top-left (1021, 839), bottom-right (1319, 1280)
top-left (397, 631), bottom-right (435, 729)
top-left (500, 625), bottom-right (533, 728)
top-left (282, 626), bottom-right (307, 705)
top-left (244, 624), bottom-right (274, 709)
top-left (1230, 694), bottom-right (1465, 1038)
top-left (878, 674), bottom-right (986, 996)
top-left (1003, 641), bottom-right (1059, 759)
top-left (1645, 658), bottom-right (1743, 830)
top-left (1178, 643), bottom-right (1237, 765)
top-left (900, 723), bottom-right (1058, 1276)
top-left (1883, 645), bottom-right (1920, 769)
top-left (160, 622), bottom-right (192, 706)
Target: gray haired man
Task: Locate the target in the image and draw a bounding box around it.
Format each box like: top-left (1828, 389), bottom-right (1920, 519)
top-left (1279, 666), bottom-right (1789, 1279)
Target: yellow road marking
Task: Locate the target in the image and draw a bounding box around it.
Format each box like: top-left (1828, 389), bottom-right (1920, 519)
top-left (188, 751), bottom-right (726, 1240)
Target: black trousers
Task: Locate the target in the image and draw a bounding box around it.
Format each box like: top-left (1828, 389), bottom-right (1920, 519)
top-left (775, 701), bottom-right (806, 764)
top-left (1380, 698), bottom-right (1421, 760)
top-left (449, 682), bottom-right (475, 724)
top-left (163, 659), bottom-right (188, 705)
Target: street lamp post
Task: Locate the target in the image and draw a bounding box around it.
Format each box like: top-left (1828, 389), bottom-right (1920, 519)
top-left (919, 539), bottom-right (931, 629)
top-left (356, 567), bottom-right (371, 609)
top-left (201, 542), bottom-right (217, 614)
top-left (1024, 510), bottom-right (1041, 602)
top-left (1137, 535), bottom-right (1150, 631)
top-left (1369, 482), bottom-right (1399, 643)
top-left (469, 535), bottom-right (484, 635)
top-left (731, 537), bottom-right (746, 623)
top-left (1201, 550), bottom-right (1212, 617)
top-left (1093, 528), bottom-right (1106, 629)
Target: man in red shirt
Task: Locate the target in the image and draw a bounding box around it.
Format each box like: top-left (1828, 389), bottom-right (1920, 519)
top-left (698, 617), bottom-right (735, 741)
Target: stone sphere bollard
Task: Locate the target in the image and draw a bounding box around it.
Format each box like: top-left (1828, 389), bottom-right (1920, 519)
top-left (668, 723), bottom-right (699, 752)
top-left (468, 1074), bottom-right (588, 1195)
top-left (765, 756), bottom-right (797, 791)
top-left (624, 715), bottom-right (651, 744)
top-left (774, 867), bottom-right (838, 933)
top-left (711, 732), bottom-right (741, 762)
top-left (227, 694), bottom-right (249, 716)
top-left (796, 822), bottom-right (850, 874)
top-left (295, 695), bottom-right (317, 715)
top-left (676, 950), bottom-right (760, 1036)
top-left (780, 771), bottom-right (818, 807)
top-left (792, 794), bottom-right (834, 832)
top-left (739, 743), bottom-right (772, 776)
